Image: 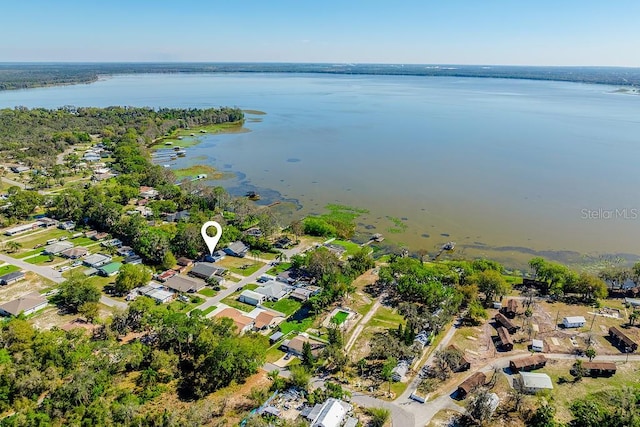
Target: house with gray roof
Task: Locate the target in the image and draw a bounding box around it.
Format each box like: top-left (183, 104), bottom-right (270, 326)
top-left (239, 289), bottom-right (265, 306)
top-left (43, 241), bottom-right (74, 255)
top-left (83, 253), bottom-right (112, 268)
top-left (189, 263), bottom-right (227, 280)
top-left (224, 241), bottom-right (249, 257)
top-left (0, 292), bottom-right (47, 317)
top-left (0, 271), bottom-right (25, 286)
top-left (255, 280), bottom-right (292, 301)
top-left (164, 275), bottom-right (205, 293)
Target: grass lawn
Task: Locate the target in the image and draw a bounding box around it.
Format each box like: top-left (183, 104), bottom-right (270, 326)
top-left (201, 305), bottom-right (217, 316)
top-left (389, 381), bottom-right (409, 399)
top-left (15, 248), bottom-right (45, 259)
top-left (541, 359), bottom-right (640, 423)
top-left (89, 275), bottom-right (116, 290)
top-left (279, 317), bottom-right (315, 334)
top-left (14, 228), bottom-right (71, 248)
top-left (199, 288), bottom-right (217, 297)
top-left (244, 283), bottom-right (259, 291)
top-left (167, 300), bottom-right (197, 313)
top-left (266, 262), bottom-right (291, 276)
top-left (26, 255), bottom-right (57, 265)
top-left (220, 292), bottom-right (255, 312)
top-left (332, 239), bottom-right (363, 257)
top-left (70, 237), bottom-right (96, 246)
top-left (258, 251), bottom-right (279, 261)
top-left (173, 164), bottom-right (225, 180)
top-left (229, 263), bottom-right (264, 276)
top-left (263, 298), bottom-right (302, 316)
top-left (265, 346), bottom-right (286, 363)
top-left (332, 310), bottom-right (350, 325)
top-left (0, 264), bottom-right (20, 276)
top-left (368, 306), bottom-right (405, 329)
top-left (216, 256), bottom-right (265, 277)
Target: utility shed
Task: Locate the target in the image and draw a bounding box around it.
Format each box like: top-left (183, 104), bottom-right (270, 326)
top-left (562, 316), bottom-right (586, 328)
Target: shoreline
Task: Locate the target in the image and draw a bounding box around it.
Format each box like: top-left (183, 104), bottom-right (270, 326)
top-left (2, 64), bottom-right (640, 93)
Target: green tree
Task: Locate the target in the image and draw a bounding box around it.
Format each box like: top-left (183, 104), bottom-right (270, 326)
top-left (366, 407), bottom-right (390, 427)
top-left (630, 311), bottom-right (639, 326)
top-left (289, 365), bottom-right (310, 391)
top-left (4, 241), bottom-right (21, 253)
top-left (465, 299), bottom-right (488, 325)
top-left (381, 357), bottom-right (397, 393)
top-left (475, 270), bottom-right (510, 304)
top-left (78, 302), bottom-right (100, 323)
top-left (529, 399), bottom-right (557, 427)
top-left (585, 347), bottom-right (596, 361)
top-left (6, 190), bottom-right (44, 219)
top-left (56, 273), bottom-right (101, 313)
top-left (114, 264), bottom-right (152, 296)
top-left (302, 341), bottom-right (315, 369)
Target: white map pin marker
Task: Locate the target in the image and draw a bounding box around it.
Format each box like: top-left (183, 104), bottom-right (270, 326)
top-left (201, 221), bottom-right (223, 256)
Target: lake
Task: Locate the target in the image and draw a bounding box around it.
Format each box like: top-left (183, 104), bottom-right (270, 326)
top-left (2, 73), bottom-right (639, 268)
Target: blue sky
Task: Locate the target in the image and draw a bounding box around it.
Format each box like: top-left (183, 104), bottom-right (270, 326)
top-left (2, 1), bottom-right (639, 66)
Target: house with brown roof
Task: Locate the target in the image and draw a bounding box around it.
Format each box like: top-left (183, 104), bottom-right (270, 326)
top-left (509, 354), bottom-right (547, 372)
top-left (496, 326), bottom-right (514, 351)
top-left (503, 299), bottom-right (518, 318)
top-left (177, 257), bottom-right (193, 267)
top-left (281, 334), bottom-right (326, 357)
top-left (214, 308), bottom-right (254, 334)
top-left (457, 372), bottom-right (486, 398)
top-left (582, 361), bottom-right (617, 377)
top-left (446, 345), bottom-right (471, 372)
top-left (164, 275), bottom-right (205, 293)
top-left (60, 247), bottom-right (89, 259)
top-left (495, 313), bottom-right (518, 334)
top-left (0, 292), bottom-right (47, 317)
top-left (609, 326), bottom-right (638, 353)
top-left (253, 311), bottom-right (282, 330)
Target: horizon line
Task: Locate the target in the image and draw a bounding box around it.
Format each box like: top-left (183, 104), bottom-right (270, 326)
top-left (0, 61), bottom-right (638, 69)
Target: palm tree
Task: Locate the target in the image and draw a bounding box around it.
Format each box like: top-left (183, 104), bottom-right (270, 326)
top-left (5, 241), bottom-right (22, 253)
top-left (629, 311), bottom-right (639, 326)
top-left (250, 249), bottom-right (261, 262)
top-left (276, 251), bottom-right (287, 264)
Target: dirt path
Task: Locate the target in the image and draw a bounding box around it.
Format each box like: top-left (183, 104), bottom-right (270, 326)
top-left (345, 293), bottom-right (385, 352)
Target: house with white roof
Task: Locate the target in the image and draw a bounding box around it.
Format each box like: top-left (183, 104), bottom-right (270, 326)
top-left (516, 372), bottom-right (553, 394)
top-left (562, 316), bottom-right (586, 328)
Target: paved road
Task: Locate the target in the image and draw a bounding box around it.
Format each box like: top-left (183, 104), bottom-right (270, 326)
top-left (399, 318), bottom-right (462, 402)
top-left (0, 252), bottom-right (65, 283)
top-left (195, 242), bottom-right (314, 313)
top-left (0, 176), bottom-right (26, 190)
top-left (351, 391), bottom-right (416, 427)
top-left (100, 295), bottom-right (128, 310)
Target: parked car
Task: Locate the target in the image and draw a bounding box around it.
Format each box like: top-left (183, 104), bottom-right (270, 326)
top-left (58, 266), bottom-right (70, 272)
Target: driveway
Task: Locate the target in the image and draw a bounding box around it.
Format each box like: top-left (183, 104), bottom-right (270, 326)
top-left (0, 252), bottom-right (65, 283)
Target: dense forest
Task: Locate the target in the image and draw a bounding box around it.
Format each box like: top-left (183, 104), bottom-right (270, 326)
top-left (0, 299), bottom-right (267, 426)
top-left (0, 63), bottom-right (639, 91)
top-left (0, 106), bottom-right (243, 166)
